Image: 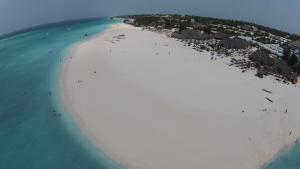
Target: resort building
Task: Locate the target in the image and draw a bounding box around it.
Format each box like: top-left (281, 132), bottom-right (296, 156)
top-left (239, 36), bottom-right (283, 57)
top-left (218, 37), bottom-right (250, 49)
top-left (171, 29), bottom-right (210, 40)
top-left (193, 22), bottom-right (208, 30)
top-left (290, 41), bottom-right (300, 59)
top-left (262, 44), bottom-right (283, 57)
top-left (291, 41), bottom-right (300, 52)
top-left (272, 60), bottom-right (294, 78)
top-left (123, 19), bottom-right (135, 24)
top-left (249, 49), bottom-right (274, 66)
top-left (211, 32), bottom-right (227, 40)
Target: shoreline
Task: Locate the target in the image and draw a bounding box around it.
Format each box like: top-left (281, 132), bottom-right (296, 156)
top-left (60, 25), bottom-right (131, 169)
top-left (58, 23), bottom-right (128, 169)
top-left (61, 23), bottom-right (300, 169)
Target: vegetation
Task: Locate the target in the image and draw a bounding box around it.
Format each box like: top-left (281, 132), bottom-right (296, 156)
top-left (116, 14), bottom-right (300, 76)
top-left (255, 37), bottom-right (275, 44)
top-left (288, 54), bottom-right (299, 66)
top-left (115, 14), bottom-right (300, 41)
top-left (283, 47), bottom-right (291, 60)
top-left (297, 63), bottom-right (300, 73)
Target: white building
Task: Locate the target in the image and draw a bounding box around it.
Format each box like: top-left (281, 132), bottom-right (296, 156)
top-left (171, 28), bottom-right (179, 32)
top-left (239, 36), bottom-right (283, 57)
top-left (124, 18), bottom-right (135, 24)
top-left (263, 44), bottom-right (283, 57)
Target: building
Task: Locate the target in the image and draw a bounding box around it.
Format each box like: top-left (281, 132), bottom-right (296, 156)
top-left (218, 37), bottom-right (250, 49)
top-left (249, 49), bottom-right (274, 66)
top-left (171, 29), bottom-right (210, 40)
top-left (272, 60), bottom-right (294, 78)
top-left (211, 32), bottom-right (227, 40)
top-left (191, 18), bottom-right (195, 24)
top-left (262, 44), bottom-right (283, 57)
top-left (290, 41), bottom-right (300, 60)
top-left (291, 41), bottom-right (300, 52)
top-left (239, 36), bottom-right (283, 57)
top-left (123, 19), bottom-right (135, 24)
top-left (171, 28), bottom-right (180, 33)
top-left (193, 23), bottom-right (208, 30)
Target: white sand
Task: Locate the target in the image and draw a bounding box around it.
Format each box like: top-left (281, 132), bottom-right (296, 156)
top-left (61, 23), bottom-right (300, 169)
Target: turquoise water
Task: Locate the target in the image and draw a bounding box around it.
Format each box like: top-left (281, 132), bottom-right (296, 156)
top-left (0, 18), bottom-right (123, 169)
top-left (263, 144), bottom-right (300, 169)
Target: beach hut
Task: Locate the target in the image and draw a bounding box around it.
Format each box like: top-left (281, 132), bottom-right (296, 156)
top-left (212, 32), bottom-right (227, 40)
top-left (291, 41), bottom-right (300, 51)
top-left (218, 37), bottom-right (250, 49)
top-left (272, 60), bottom-right (293, 77)
top-left (193, 23), bottom-right (208, 30)
top-left (171, 29), bottom-right (210, 40)
top-left (249, 49), bottom-right (274, 66)
top-left (171, 32), bottom-right (185, 39)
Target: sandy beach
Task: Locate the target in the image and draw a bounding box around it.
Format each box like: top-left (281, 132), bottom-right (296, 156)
top-left (61, 23), bottom-right (300, 169)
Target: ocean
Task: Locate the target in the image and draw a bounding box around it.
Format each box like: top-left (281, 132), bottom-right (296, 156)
top-left (0, 18), bottom-right (123, 169)
top-left (0, 17), bottom-right (299, 169)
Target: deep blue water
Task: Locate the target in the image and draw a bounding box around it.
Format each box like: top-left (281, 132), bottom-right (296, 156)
top-left (0, 17), bottom-right (300, 169)
top-left (0, 18), bottom-right (123, 169)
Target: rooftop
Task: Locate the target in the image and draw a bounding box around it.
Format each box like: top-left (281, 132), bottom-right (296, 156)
top-left (249, 49), bottom-right (274, 65)
top-left (212, 32), bottom-right (227, 40)
top-left (291, 41), bottom-right (300, 49)
top-left (272, 60), bottom-right (293, 76)
top-left (218, 37), bottom-right (250, 49)
top-left (172, 29), bottom-right (210, 40)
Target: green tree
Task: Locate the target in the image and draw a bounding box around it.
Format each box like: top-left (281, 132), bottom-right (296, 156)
top-left (244, 32), bottom-right (252, 37)
top-left (179, 21), bottom-right (190, 33)
top-left (179, 24), bottom-right (186, 33)
top-left (283, 47), bottom-right (291, 61)
top-left (297, 63), bottom-right (300, 73)
top-left (203, 26), bottom-right (211, 34)
top-left (288, 54), bottom-right (299, 66)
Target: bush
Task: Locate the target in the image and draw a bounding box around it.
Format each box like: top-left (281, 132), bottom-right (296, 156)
top-left (296, 63), bottom-right (300, 73)
top-left (288, 54), bottom-right (299, 66)
top-left (283, 47), bottom-right (291, 61)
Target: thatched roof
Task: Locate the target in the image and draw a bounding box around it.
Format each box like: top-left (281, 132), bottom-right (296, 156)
top-left (171, 32), bottom-right (185, 39)
top-left (272, 60), bottom-right (293, 76)
top-left (249, 49), bottom-right (274, 66)
top-left (193, 23), bottom-right (208, 30)
top-left (218, 37), bottom-right (250, 49)
top-left (171, 29), bottom-right (210, 40)
top-left (291, 41), bottom-right (300, 50)
top-left (212, 32), bottom-right (227, 40)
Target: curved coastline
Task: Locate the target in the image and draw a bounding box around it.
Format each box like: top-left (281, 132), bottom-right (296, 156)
top-left (58, 25), bottom-right (126, 169)
top-left (54, 21), bottom-right (125, 169)
top-left (0, 18), bottom-right (123, 169)
top-left (1, 15), bottom-right (299, 169)
top-left (60, 25), bottom-right (137, 169)
top-left (61, 23), bottom-right (300, 169)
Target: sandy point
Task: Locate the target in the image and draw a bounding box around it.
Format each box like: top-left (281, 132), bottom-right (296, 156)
top-left (61, 23), bottom-right (300, 169)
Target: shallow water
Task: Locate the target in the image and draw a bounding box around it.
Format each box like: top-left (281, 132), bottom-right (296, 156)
top-left (263, 143), bottom-right (300, 169)
top-left (0, 18), bottom-right (123, 169)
